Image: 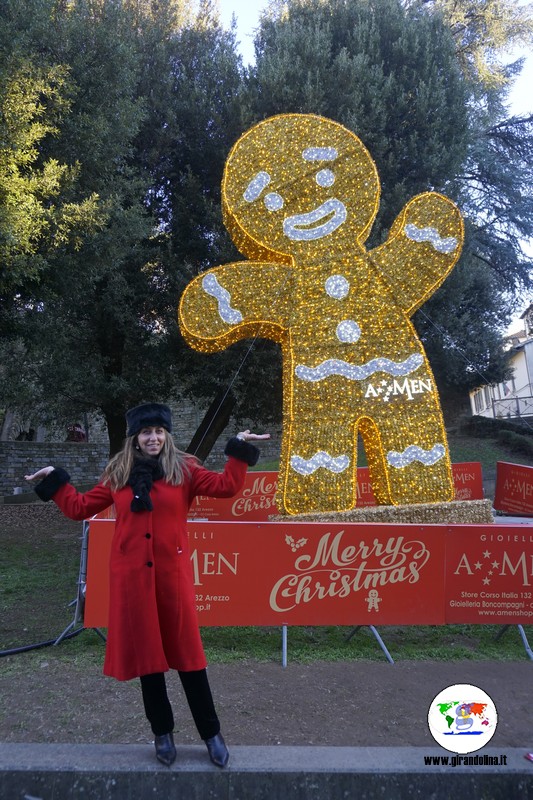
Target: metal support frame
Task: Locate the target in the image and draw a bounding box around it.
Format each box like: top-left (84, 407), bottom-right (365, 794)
top-left (494, 624), bottom-right (533, 660)
top-left (54, 521), bottom-right (106, 646)
top-left (345, 625), bottom-right (395, 664)
top-left (55, 526), bottom-right (533, 666)
top-left (282, 625), bottom-right (288, 668)
top-left (280, 624), bottom-right (395, 667)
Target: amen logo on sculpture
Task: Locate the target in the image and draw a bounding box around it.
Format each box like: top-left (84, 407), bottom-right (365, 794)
top-left (179, 114), bottom-right (464, 515)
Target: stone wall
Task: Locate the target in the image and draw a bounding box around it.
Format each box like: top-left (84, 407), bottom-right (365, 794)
top-left (0, 410), bottom-right (281, 497)
top-left (0, 442), bottom-right (109, 497)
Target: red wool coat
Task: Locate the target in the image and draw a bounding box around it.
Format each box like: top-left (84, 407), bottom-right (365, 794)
top-left (50, 456), bottom-right (248, 681)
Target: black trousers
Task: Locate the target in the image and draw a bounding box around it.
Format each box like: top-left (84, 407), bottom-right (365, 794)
top-left (140, 669), bottom-right (220, 740)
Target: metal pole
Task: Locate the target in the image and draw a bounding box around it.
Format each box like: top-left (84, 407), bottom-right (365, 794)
top-left (282, 625), bottom-right (288, 668)
top-left (368, 625), bottom-right (395, 664)
top-left (517, 625), bottom-right (533, 661)
top-left (54, 521), bottom-right (89, 644)
top-left (54, 520), bottom-right (107, 645)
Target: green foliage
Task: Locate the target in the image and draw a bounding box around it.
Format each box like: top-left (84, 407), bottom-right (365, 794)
top-left (0, 0), bottom-right (251, 451)
top-left (414, 253), bottom-right (513, 399)
top-left (415, 3), bottom-right (533, 395)
top-left (1, 0), bottom-right (532, 448)
top-left (497, 429), bottom-right (533, 458)
top-left (0, 39), bottom-right (101, 292)
top-left (461, 414), bottom-right (533, 438)
top-left (412, 0), bottom-right (533, 88)
top-left (0, 0), bottom-right (157, 449)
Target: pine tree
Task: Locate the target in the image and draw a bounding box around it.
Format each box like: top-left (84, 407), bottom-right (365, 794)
top-left (1, 0), bottom-right (250, 452)
top-left (244, 0), bottom-right (533, 420)
top-left (0, 0), bottom-right (101, 297)
top-left (248, 0), bottom-right (469, 239)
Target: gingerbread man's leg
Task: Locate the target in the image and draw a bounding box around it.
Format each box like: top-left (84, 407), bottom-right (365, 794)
top-left (359, 394), bottom-right (454, 506)
top-left (278, 383), bottom-right (359, 515)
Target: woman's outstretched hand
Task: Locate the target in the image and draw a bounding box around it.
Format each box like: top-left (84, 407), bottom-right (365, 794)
top-left (24, 467), bottom-right (54, 482)
top-left (236, 430), bottom-right (271, 442)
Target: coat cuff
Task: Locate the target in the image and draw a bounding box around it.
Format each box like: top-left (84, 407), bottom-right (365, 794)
top-left (225, 437), bottom-right (259, 467)
top-left (34, 468), bottom-right (71, 501)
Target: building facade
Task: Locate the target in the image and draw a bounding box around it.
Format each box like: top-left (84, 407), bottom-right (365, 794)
top-left (469, 304), bottom-right (533, 421)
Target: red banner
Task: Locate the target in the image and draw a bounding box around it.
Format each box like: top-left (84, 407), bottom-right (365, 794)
top-left (445, 524), bottom-right (533, 624)
top-left (189, 521), bottom-right (447, 626)
top-left (493, 461), bottom-right (533, 516)
top-left (187, 463), bottom-right (484, 521)
top-left (451, 462), bottom-right (484, 502)
top-left (84, 518), bottom-right (533, 629)
top-left (188, 472), bottom-right (278, 521)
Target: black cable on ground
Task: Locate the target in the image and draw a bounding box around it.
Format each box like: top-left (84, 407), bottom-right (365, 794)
top-left (0, 626), bottom-right (84, 657)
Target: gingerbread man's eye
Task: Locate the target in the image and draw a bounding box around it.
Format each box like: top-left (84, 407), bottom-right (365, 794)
top-left (264, 192), bottom-right (284, 211)
top-left (244, 171), bottom-right (271, 201)
top-left (316, 169), bottom-right (335, 187)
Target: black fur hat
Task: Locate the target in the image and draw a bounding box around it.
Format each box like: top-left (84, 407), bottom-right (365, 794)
top-left (126, 403), bottom-right (173, 437)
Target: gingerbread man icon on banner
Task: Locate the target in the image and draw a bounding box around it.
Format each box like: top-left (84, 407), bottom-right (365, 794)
top-left (179, 114), bottom-right (464, 515)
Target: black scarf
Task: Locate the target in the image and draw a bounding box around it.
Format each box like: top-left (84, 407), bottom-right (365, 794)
top-left (128, 455), bottom-right (164, 512)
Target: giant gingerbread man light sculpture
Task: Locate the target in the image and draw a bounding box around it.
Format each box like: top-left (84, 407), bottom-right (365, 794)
top-left (179, 114), bottom-right (464, 515)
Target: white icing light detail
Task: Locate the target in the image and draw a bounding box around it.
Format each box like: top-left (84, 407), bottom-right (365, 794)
top-left (291, 451), bottom-right (350, 475)
top-left (316, 169), bottom-right (335, 187)
top-left (244, 171), bottom-right (271, 202)
top-left (202, 274), bottom-right (243, 324)
top-left (265, 192), bottom-right (284, 211)
top-left (387, 444), bottom-right (446, 468)
top-left (404, 223), bottom-right (458, 254)
top-left (283, 198), bottom-right (347, 241)
top-left (302, 147), bottom-right (338, 161)
top-left (325, 275), bottom-right (350, 299)
top-left (336, 320), bottom-right (361, 343)
top-left (295, 353), bottom-right (424, 382)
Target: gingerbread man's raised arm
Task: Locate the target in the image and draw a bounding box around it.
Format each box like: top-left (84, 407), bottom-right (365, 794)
top-left (179, 261), bottom-right (294, 352)
top-left (368, 192), bottom-right (464, 316)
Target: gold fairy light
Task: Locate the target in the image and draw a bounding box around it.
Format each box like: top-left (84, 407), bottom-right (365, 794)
top-left (179, 114), bottom-right (464, 515)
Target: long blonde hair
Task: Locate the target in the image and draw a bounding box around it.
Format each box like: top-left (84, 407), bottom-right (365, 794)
top-left (101, 430), bottom-right (197, 491)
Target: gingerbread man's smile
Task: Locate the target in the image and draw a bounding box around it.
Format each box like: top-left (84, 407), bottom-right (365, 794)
top-left (283, 198), bottom-right (347, 241)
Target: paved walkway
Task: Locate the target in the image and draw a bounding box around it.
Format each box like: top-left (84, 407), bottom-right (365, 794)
top-left (1, 743), bottom-right (532, 800)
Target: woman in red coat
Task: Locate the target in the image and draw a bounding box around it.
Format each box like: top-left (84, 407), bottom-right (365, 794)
top-left (25, 402), bottom-right (269, 768)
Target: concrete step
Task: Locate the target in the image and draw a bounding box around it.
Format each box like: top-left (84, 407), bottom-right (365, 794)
top-left (1, 744), bottom-right (532, 799)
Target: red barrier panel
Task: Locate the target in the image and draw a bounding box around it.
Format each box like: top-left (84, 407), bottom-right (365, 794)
top-left (451, 462), bottom-right (484, 502)
top-left (187, 463), bottom-right (484, 521)
top-left (493, 461), bottom-right (533, 517)
top-left (84, 519), bottom-right (533, 629)
top-left (188, 472), bottom-right (278, 521)
top-left (445, 524), bottom-right (533, 623)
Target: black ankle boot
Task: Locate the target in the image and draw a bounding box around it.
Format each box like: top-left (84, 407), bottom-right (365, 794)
top-left (204, 732), bottom-right (229, 767)
top-left (154, 732), bottom-right (176, 766)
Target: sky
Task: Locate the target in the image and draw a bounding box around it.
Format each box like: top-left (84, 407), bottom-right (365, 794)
top-left (218, 0), bottom-right (532, 333)
top-left (218, 0), bottom-right (266, 64)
